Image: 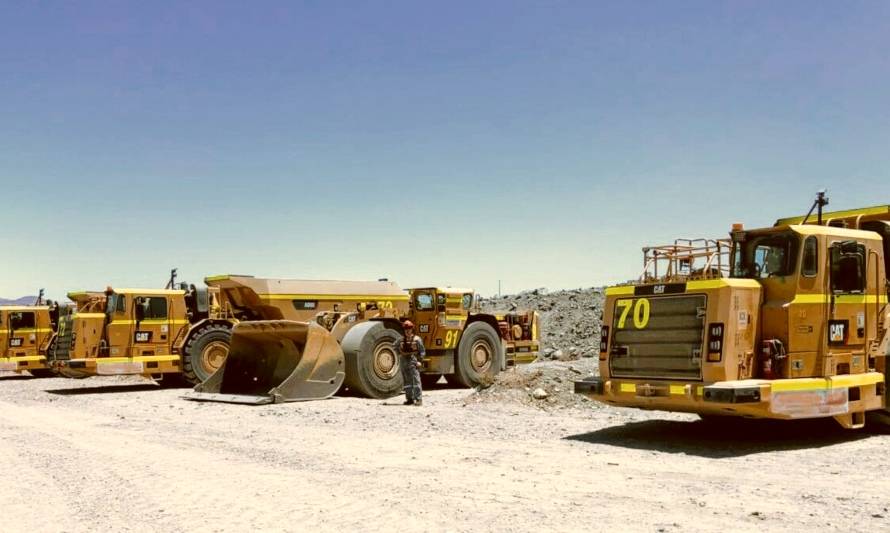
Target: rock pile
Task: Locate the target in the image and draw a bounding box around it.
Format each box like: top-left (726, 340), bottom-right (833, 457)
top-left (463, 359), bottom-right (601, 410)
top-left (480, 287), bottom-right (605, 360)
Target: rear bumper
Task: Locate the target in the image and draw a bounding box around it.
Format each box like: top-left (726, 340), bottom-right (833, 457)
top-left (0, 356), bottom-right (48, 372)
top-left (574, 373), bottom-right (885, 420)
top-left (507, 342), bottom-right (539, 365)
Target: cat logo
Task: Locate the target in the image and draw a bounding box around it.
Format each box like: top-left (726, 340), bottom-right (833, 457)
top-left (9, 338), bottom-right (23, 348)
top-left (828, 320), bottom-right (848, 345)
top-left (134, 331), bottom-right (153, 343)
top-left (653, 285), bottom-right (666, 295)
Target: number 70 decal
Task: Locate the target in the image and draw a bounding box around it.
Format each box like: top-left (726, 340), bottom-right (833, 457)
top-left (615, 299), bottom-right (651, 329)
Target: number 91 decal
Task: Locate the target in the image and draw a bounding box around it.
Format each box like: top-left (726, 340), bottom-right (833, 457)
top-left (444, 330), bottom-right (461, 349)
top-left (615, 298), bottom-right (651, 329)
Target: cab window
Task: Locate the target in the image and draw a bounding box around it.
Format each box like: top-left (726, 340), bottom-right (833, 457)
top-left (462, 294), bottom-right (473, 310)
top-left (802, 236), bottom-right (818, 277)
top-left (141, 297), bottom-right (169, 320)
top-left (415, 293), bottom-right (434, 311)
top-left (9, 312), bottom-right (36, 329)
top-left (734, 233), bottom-right (800, 279)
top-left (831, 241), bottom-right (866, 293)
top-left (106, 294), bottom-right (126, 315)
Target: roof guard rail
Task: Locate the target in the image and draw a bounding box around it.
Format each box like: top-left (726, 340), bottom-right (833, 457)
top-left (638, 238), bottom-right (731, 284)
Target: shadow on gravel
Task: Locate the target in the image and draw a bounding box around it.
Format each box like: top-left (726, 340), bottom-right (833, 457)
top-left (565, 418), bottom-right (884, 458)
top-left (0, 375), bottom-right (38, 381)
top-left (337, 377), bottom-right (462, 398)
top-left (46, 384), bottom-right (163, 396)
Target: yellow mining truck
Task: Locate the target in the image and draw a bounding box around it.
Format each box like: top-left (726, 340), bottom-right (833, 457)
top-left (188, 286), bottom-right (540, 404)
top-left (0, 293), bottom-right (60, 377)
top-left (49, 275), bottom-right (408, 389)
top-left (575, 195), bottom-right (890, 429)
top-left (397, 287), bottom-right (539, 386)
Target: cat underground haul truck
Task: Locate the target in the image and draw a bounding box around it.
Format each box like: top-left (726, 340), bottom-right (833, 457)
top-left (575, 197), bottom-right (890, 429)
top-left (0, 296), bottom-right (59, 377)
top-left (50, 275), bottom-right (407, 389)
top-left (188, 286), bottom-right (540, 404)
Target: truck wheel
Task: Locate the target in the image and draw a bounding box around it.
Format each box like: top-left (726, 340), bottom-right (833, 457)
top-left (342, 322), bottom-right (403, 399)
top-left (454, 322), bottom-right (503, 388)
top-left (183, 325), bottom-right (232, 385)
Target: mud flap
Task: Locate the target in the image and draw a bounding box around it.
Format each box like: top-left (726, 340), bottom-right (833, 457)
top-left (184, 320), bottom-right (345, 404)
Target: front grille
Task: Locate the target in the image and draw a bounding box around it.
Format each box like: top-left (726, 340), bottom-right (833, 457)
top-left (609, 295), bottom-right (706, 380)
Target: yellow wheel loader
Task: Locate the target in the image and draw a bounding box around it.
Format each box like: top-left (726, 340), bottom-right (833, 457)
top-left (575, 194), bottom-right (890, 429)
top-left (188, 286), bottom-right (540, 404)
top-left (49, 274), bottom-right (408, 398)
top-left (0, 291), bottom-right (60, 377)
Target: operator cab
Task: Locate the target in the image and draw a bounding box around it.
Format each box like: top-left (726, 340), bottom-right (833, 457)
top-left (730, 221), bottom-right (886, 379)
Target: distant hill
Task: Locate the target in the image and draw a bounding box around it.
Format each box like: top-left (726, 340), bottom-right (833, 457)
top-left (0, 296), bottom-right (40, 306)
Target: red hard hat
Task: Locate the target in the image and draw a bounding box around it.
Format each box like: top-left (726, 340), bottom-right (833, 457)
top-left (402, 320), bottom-right (415, 329)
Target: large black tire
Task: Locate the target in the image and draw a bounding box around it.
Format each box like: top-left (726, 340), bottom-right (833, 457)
top-left (182, 324), bottom-right (232, 385)
top-left (29, 368), bottom-right (56, 378)
top-left (454, 322), bottom-right (503, 388)
top-left (341, 322), bottom-right (403, 399)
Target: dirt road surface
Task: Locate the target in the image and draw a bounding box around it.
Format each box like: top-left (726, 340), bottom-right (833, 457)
top-left (1, 370), bottom-right (889, 532)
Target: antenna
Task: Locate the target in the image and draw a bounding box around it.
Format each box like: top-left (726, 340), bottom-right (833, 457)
top-left (801, 190), bottom-right (829, 225)
top-left (166, 268), bottom-right (178, 289)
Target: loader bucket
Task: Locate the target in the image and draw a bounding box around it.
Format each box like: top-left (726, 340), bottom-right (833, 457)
top-left (184, 320), bottom-right (345, 404)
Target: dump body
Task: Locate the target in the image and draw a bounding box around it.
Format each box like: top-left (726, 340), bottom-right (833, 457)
top-left (576, 223), bottom-right (890, 429)
top-left (205, 275), bottom-right (410, 320)
top-left (0, 305), bottom-right (57, 374)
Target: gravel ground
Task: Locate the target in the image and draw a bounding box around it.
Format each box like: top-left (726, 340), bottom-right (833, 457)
top-left (2, 369), bottom-right (890, 533)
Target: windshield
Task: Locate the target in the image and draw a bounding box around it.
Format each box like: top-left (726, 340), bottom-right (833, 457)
top-left (415, 293), bottom-right (434, 311)
top-left (733, 232), bottom-right (800, 279)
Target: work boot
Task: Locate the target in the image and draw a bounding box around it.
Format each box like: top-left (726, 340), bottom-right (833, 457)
top-left (403, 399), bottom-right (414, 405)
top-left (414, 400), bottom-right (423, 407)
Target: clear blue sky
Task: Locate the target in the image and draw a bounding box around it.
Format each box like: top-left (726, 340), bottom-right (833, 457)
top-left (2, 1), bottom-right (889, 299)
